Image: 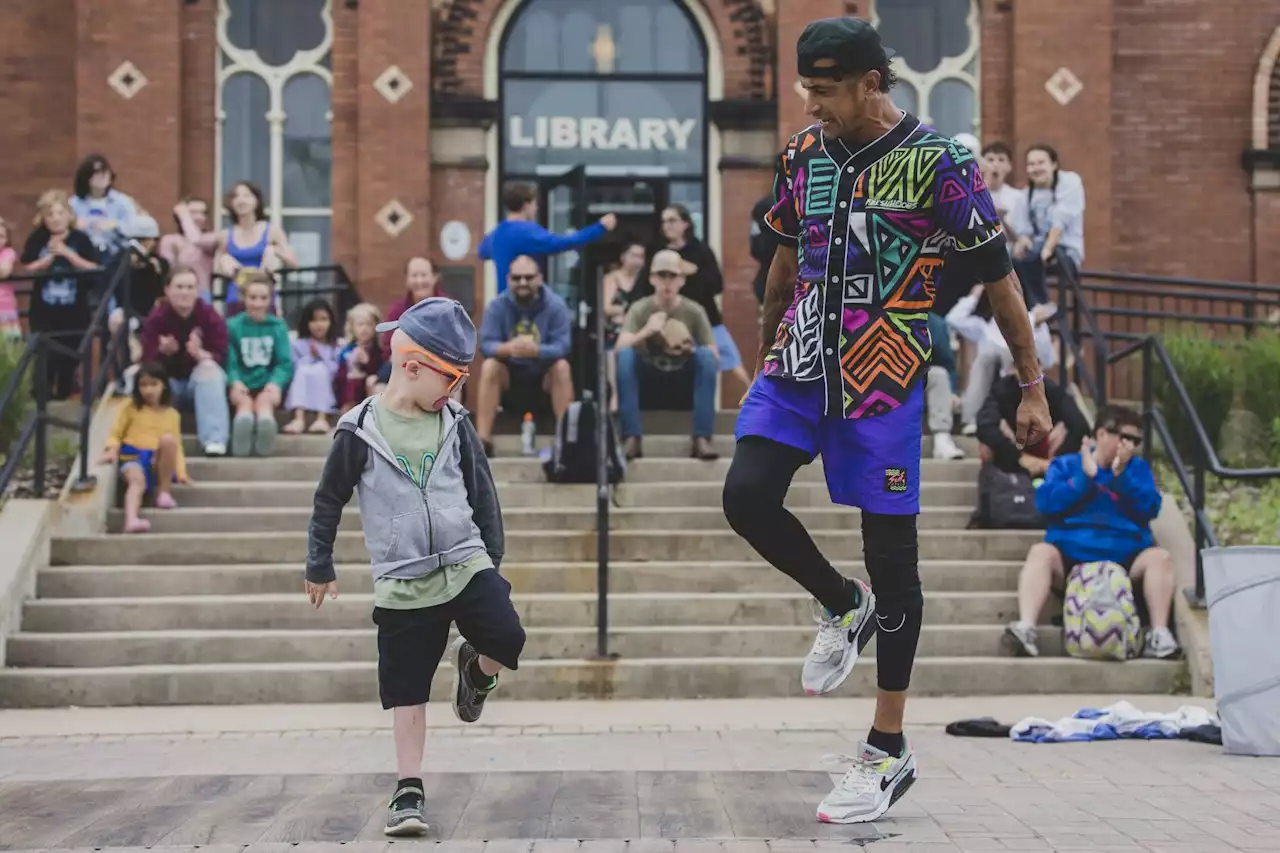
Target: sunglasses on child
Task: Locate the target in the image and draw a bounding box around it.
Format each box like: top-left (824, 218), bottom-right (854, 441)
top-left (397, 346), bottom-right (469, 392)
top-left (1103, 425), bottom-right (1143, 448)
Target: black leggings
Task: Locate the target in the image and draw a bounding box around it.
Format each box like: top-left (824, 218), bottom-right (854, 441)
top-left (722, 436), bottom-right (924, 692)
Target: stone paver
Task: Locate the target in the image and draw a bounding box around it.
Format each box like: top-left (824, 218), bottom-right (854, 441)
top-left (0, 699), bottom-right (1273, 853)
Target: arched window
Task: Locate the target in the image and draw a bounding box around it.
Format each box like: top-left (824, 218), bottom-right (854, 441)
top-left (217, 0), bottom-right (333, 266)
top-left (871, 0), bottom-right (979, 137)
top-left (502, 0), bottom-right (703, 76)
top-left (500, 0), bottom-right (709, 234)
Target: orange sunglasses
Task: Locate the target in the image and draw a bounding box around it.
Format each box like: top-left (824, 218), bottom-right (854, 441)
top-left (397, 346), bottom-right (469, 392)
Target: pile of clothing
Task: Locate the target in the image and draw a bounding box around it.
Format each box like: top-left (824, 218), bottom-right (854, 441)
top-left (947, 701), bottom-right (1222, 744)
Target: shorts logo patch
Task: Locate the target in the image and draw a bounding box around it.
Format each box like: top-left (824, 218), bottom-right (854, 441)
top-left (884, 467), bottom-right (908, 493)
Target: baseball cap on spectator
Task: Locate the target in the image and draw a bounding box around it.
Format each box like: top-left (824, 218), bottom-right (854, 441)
top-left (796, 17), bottom-right (896, 79)
top-left (128, 214), bottom-right (160, 240)
top-left (651, 248), bottom-right (697, 277)
top-left (375, 296), bottom-right (476, 366)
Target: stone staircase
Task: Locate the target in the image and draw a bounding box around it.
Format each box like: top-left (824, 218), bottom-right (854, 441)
top-left (0, 413), bottom-right (1178, 706)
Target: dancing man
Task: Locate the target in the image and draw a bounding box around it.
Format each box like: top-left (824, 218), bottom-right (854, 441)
top-left (723, 17), bottom-right (1050, 823)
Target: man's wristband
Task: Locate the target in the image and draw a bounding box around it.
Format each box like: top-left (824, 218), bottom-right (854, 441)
top-left (1019, 373), bottom-right (1045, 390)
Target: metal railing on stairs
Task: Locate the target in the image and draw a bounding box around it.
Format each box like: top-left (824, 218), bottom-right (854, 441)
top-left (0, 259), bottom-right (134, 500)
top-left (1052, 259), bottom-right (1280, 609)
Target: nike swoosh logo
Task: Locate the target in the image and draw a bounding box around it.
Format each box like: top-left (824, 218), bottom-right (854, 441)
top-left (879, 760), bottom-right (909, 791)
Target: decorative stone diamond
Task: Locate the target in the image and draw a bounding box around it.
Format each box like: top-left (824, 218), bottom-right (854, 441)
top-left (375, 200), bottom-right (413, 238)
top-left (107, 61), bottom-right (149, 100)
top-left (1044, 67), bottom-right (1083, 106)
top-left (373, 66), bottom-right (412, 104)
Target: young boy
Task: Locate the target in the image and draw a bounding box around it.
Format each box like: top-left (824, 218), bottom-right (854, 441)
top-left (304, 297), bottom-right (524, 837)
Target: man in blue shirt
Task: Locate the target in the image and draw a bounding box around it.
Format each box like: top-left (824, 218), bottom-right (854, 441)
top-left (478, 182), bottom-right (616, 292)
top-left (1005, 404), bottom-right (1180, 660)
top-left (475, 255), bottom-right (575, 455)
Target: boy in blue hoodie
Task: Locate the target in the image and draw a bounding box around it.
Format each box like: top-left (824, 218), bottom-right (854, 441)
top-left (305, 298), bottom-right (524, 837)
top-left (475, 254), bottom-right (576, 454)
top-left (478, 181), bottom-right (616, 292)
top-left (1004, 404), bottom-right (1180, 660)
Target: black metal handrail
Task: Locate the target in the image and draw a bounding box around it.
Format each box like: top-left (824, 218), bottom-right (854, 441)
top-left (1055, 262), bottom-right (1280, 609)
top-left (210, 265), bottom-right (360, 325)
top-left (1077, 269), bottom-right (1279, 333)
top-left (0, 258), bottom-right (134, 500)
top-left (1052, 251), bottom-right (1108, 402)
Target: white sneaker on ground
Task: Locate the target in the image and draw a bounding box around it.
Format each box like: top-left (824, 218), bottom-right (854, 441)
top-left (203, 442), bottom-right (227, 457)
top-left (801, 579), bottom-right (876, 696)
top-left (960, 422), bottom-right (978, 436)
top-left (1003, 621), bottom-right (1040, 657)
top-left (1143, 627), bottom-right (1181, 659)
top-left (932, 432), bottom-right (965, 460)
top-left (817, 741), bottom-right (918, 824)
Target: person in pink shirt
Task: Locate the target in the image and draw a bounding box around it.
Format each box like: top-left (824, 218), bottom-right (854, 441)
top-left (0, 216), bottom-right (20, 338)
top-left (161, 198), bottom-right (219, 303)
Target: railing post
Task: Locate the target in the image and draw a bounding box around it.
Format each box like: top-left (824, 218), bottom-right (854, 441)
top-left (1141, 339), bottom-right (1153, 458)
top-left (1192, 461), bottom-right (1207, 607)
top-left (1056, 272), bottom-right (1068, 388)
top-left (32, 342), bottom-right (48, 498)
top-left (593, 267), bottom-right (611, 661)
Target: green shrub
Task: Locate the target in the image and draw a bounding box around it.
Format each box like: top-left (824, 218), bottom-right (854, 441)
top-left (1240, 331), bottom-right (1280, 447)
top-left (0, 336), bottom-right (32, 457)
top-left (1155, 329), bottom-right (1235, 464)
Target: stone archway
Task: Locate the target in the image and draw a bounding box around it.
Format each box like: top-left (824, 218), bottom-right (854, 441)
top-left (433, 0), bottom-right (771, 100)
top-left (1253, 26), bottom-right (1280, 150)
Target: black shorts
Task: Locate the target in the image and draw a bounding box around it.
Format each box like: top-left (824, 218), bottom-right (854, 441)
top-left (500, 359), bottom-right (555, 414)
top-left (1051, 545), bottom-right (1142, 576)
top-left (372, 568), bottom-right (526, 709)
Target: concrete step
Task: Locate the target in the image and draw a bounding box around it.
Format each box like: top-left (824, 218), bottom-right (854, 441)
top-left (51, 529), bottom-right (1041, 565)
top-left (37, 560), bottom-right (1024, 598)
top-left (105, 505), bottom-right (980, 535)
top-left (182, 433), bottom-right (981, 460)
top-left (20, 591), bottom-right (1029, 632)
top-left (7, 624), bottom-right (1066, 667)
top-left (168, 479), bottom-right (980, 509)
top-left (0, 657), bottom-right (1179, 706)
top-left (183, 456), bottom-right (981, 484)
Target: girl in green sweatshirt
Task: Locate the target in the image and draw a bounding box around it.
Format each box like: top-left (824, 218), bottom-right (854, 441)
top-left (226, 272), bottom-right (294, 456)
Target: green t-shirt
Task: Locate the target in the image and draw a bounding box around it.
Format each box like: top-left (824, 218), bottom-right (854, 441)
top-left (226, 313), bottom-right (294, 391)
top-left (621, 295), bottom-right (715, 372)
top-left (371, 399), bottom-right (492, 610)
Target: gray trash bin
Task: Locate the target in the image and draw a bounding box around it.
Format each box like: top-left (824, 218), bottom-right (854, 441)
top-left (1203, 546), bottom-right (1280, 756)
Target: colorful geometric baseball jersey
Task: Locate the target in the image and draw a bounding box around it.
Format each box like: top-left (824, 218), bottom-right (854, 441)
top-left (763, 112), bottom-right (1009, 420)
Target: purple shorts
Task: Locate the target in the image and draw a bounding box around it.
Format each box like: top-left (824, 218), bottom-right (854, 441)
top-left (734, 376), bottom-right (923, 514)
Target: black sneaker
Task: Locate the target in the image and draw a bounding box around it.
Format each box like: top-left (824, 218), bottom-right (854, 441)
top-left (450, 636), bottom-right (496, 723)
top-left (383, 782), bottom-right (428, 837)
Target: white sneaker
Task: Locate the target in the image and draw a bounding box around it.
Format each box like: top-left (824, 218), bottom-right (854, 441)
top-left (203, 442), bottom-right (227, 457)
top-left (1143, 627), bottom-right (1181, 659)
top-left (960, 422), bottom-right (978, 436)
top-left (932, 432), bottom-right (965, 460)
top-left (817, 741), bottom-right (918, 824)
top-left (801, 579), bottom-right (876, 696)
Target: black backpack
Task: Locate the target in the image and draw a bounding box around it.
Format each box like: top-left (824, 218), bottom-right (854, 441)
top-left (969, 461), bottom-right (1045, 530)
top-left (543, 398), bottom-right (626, 484)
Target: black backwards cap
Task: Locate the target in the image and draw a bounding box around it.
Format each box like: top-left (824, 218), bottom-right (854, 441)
top-left (797, 17), bottom-right (896, 79)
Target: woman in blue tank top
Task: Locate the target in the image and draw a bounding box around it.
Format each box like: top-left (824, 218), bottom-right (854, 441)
top-left (214, 181), bottom-right (298, 311)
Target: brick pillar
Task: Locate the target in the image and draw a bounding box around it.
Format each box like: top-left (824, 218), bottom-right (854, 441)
top-left (1011, 0), bottom-right (1114, 271)
top-left (0, 0), bottom-right (77, 219)
top-left (718, 165), bottom-right (773, 406)
top-left (76, 0), bottom-right (183, 217)
top-left (980, 0), bottom-right (1015, 150)
top-left (1250, 163), bottom-right (1280, 288)
top-left (776, 0), bottom-right (852, 148)
top-left (179, 0), bottom-right (217, 202)
top-left (355, 0), bottom-right (433, 309)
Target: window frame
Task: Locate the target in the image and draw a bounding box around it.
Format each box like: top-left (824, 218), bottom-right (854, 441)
top-left (871, 0), bottom-right (981, 136)
top-left (214, 0), bottom-right (334, 260)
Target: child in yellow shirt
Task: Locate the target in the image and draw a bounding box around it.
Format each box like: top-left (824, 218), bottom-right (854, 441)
top-left (100, 362), bottom-right (191, 533)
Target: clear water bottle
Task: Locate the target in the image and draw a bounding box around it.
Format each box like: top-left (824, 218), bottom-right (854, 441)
top-left (520, 412), bottom-right (537, 456)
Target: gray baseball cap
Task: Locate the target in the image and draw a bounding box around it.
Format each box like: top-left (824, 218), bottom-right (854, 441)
top-left (375, 297), bottom-right (476, 366)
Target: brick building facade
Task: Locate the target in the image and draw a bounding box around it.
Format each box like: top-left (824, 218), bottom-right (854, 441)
top-left (3, 0), bottom-right (1279, 386)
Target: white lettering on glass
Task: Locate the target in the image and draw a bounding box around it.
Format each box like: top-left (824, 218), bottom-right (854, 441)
top-left (507, 117), bottom-right (698, 151)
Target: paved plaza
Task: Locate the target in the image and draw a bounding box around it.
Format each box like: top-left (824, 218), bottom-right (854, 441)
top-left (0, 697), bottom-right (1275, 852)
